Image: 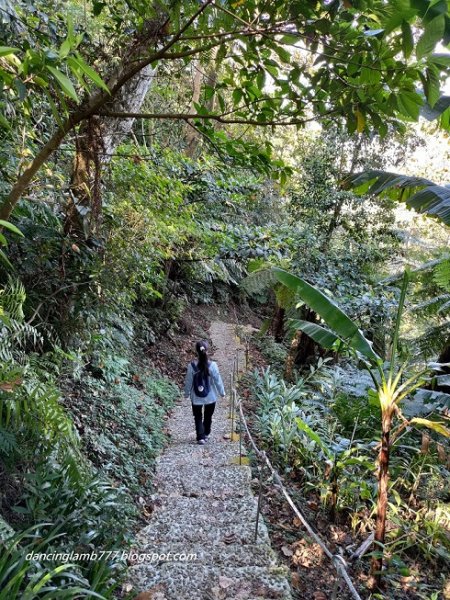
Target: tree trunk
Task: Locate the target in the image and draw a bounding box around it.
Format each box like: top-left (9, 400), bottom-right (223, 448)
top-left (284, 329), bottom-right (301, 382)
top-left (184, 61), bottom-right (204, 157)
top-left (0, 1), bottom-right (215, 221)
top-left (438, 339), bottom-right (450, 373)
top-left (64, 64), bottom-right (157, 238)
top-left (0, 119), bottom-right (76, 221)
top-left (370, 410), bottom-right (392, 588)
top-left (294, 308), bottom-right (318, 366)
top-left (271, 306), bottom-right (285, 342)
top-left (284, 309), bottom-right (318, 381)
top-left (184, 54), bottom-right (218, 157)
top-left (320, 135), bottom-right (363, 252)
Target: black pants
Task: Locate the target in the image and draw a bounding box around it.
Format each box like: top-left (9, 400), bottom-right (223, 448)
top-left (191, 402), bottom-right (216, 441)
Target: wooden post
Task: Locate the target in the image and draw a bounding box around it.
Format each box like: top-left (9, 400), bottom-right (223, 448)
top-left (228, 372), bottom-right (233, 418)
top-left (239, 400), bottom-right (242, 465)
top-left (230, 388), bottom-right (235, 438)
top-left (255, 465), bottom-right (264, 541)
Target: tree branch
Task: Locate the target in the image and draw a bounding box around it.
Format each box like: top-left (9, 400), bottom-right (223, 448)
top-left (98, 109), bottom-right (335, 126)
top-left (0, 1), bottom-right (216, 221)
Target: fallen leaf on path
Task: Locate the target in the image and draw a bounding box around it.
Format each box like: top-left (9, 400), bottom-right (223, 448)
top-left (281, 545), bottom-right (294, 557)
top-left (133, 588), bottom-right (167, 600)
top-left (291, 572), bottom-right (302, 589)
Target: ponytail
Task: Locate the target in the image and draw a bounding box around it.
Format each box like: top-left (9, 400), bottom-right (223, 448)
top-left (195, 340), bottom-right (210, 378)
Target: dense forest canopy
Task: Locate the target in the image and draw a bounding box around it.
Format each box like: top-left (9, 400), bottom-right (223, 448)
top-left (0, 1), bottom-right (450, 599)
top-left (2, 0), bottom-right (450, 219)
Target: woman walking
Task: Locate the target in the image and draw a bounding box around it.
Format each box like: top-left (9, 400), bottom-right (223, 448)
top-left (184, 340), bottom-right (225, 445)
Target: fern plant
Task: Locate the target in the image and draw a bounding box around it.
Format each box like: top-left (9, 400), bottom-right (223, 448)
top-left (0, 426), bottom-right (17, 458)
top-left (0, 278), bottom-right (42, 363)
top-left (410, 257), bottom-right (450, 359)
top-left (0, 278), bottom-right (78, 454)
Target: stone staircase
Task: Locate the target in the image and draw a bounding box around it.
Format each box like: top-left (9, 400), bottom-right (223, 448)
top-left (126, 322), bottom-right (292, 600)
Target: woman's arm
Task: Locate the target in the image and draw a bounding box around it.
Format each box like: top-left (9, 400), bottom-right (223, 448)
top-left (212, 362), bottom-right (225, 397)
top-left (184, 363), bottom-right (193, 398)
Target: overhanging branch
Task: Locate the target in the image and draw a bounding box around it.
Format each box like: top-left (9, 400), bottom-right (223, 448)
top-left (98, 109), bottom-right (332, 126)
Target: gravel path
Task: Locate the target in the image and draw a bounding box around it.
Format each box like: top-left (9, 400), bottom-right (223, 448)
top-left (127, 321), bottom-right (292, 600)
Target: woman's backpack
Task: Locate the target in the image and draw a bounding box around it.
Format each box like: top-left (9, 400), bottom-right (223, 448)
top-left (191, 361), bottom-right (210, 397)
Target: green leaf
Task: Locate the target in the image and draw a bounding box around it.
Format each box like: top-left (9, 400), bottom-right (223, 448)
top-left (0, 250), bottom-right (13, 269)
top-left (291, 320), bottom-right (342, 349)
top-left (46, 66), bottom-right (79, 102)
top-left (410, 417), bottom-right (450, 437)
top-left (0, 114), bottom-right (11, 130)
top-left (69, 56), bottom-right (109, 93)
top-left (0, 220), bottom-right (24, 237)
top-left (232, 88), bottom-right (243, 105)
top-left (430, 53), bottom-right (450, 67)
top-left (0, 47), bottom-right (19, 57)
top-left (272, 268), bottom-right (380, 363)
top-left (396, 91), bottom-right (423, 119)
top-left (416, 14), bottom-right (445, 59)
top-left (401, 20), bottom-right (413, 58)
top-left (280, 34), bottom-right (299, 44)
top-left (59, 39), bottom-right (72, 59)
top-left (295, 416), bottom-right (333, 459)
top-left (272, 45), bottom-right (291, 64)
top-left (425, 65), bottom-right (440, 108)
top-left (93, 1), bottom-right (107, 16)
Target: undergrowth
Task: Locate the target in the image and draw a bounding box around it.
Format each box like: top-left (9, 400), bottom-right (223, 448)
top-left (64, 371), bottom-right (176, 498)
top-left (243, 364), bottom-right (450, 597)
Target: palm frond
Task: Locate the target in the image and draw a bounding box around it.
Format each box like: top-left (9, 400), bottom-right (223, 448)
top-left (345, 170), bottom-right (450, 226)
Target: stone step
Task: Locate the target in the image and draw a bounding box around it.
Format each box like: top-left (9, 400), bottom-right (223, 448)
top-left (156, 441), bottom-right (248, 470)
top-left (129, 541), bottom-right (280, 569)
top-left (153, 464), bottom-right (253, 498)
top-left (136, 495), bottom-right (266, 542)
top-left (166, 418), bottom-right (236, 441)
top-left (128, 563), bottom-right (292, 600)
top-left (134, 509), bottom-right (271, 546)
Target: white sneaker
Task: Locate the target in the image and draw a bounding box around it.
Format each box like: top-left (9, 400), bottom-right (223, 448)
top-left (204, 435), bottom-right (210, 441)
top-left (198, 439), bottom-right (206, 445)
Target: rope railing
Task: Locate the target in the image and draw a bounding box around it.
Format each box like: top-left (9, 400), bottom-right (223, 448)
top-left (229, 341), bottom-right (363, 600)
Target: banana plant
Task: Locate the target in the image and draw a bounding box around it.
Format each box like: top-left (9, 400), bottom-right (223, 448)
top-left (271, 266), bottom-right (450, 587)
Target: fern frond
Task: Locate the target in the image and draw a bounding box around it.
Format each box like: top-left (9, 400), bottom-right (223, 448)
top-left (433, 259), bottom-right (450, 291)
top-left (412, 294), bottom-right (450, 313)
top-left (274, 283), bottom-right (296, 309)
top-left (0, 277), bottom-right (26, 320)
top-left (242, 268), bottom-right (277, 295)
top-left (415, 320), bottom-right (450, 358)
top-left (438, 299), bottom-right (450, 314)
top-left (0, 427), bottom-right (17, 457)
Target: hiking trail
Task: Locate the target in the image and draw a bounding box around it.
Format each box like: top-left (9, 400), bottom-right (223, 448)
top-left (127, 320), bottom-right (293, 600)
